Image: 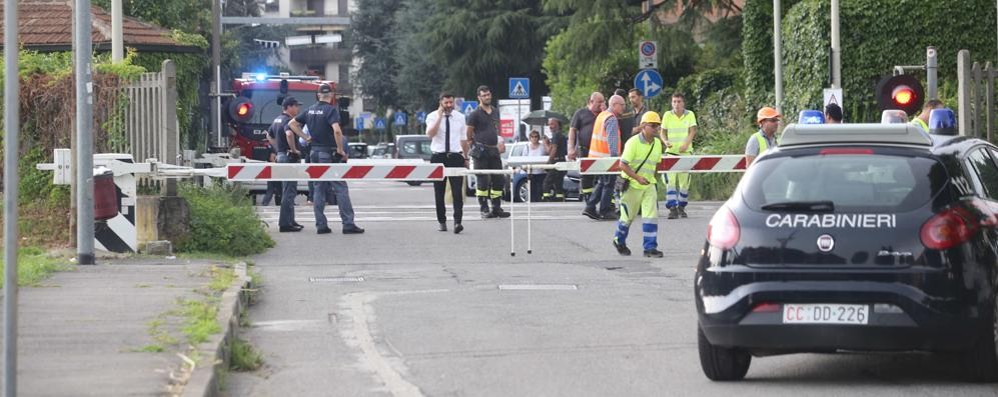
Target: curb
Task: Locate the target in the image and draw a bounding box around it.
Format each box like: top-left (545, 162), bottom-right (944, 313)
top-left (182, 262), bottom-right (252, 397)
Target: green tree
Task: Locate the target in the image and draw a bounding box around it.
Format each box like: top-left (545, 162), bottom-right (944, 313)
top-left (425, 0), bottom-right (561, 100)
top-left (394, 0), bottom-right (449, 112)
top-left (353, 0), bottom-right (405, 110)
top-left (93, 0), bottom-right (212, 36)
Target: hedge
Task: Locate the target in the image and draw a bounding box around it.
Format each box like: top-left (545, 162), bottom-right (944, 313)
top-left (741, 0), bottom-right (801, 112)
top-left (747, 0), bottom-right (998, 123)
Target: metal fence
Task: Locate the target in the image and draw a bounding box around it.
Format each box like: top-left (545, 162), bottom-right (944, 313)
top-left (116, 60), bottom-right (179, 167)
top-left (958, 50), bottom-right (996, 141)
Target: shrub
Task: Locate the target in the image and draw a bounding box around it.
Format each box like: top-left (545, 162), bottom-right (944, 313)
top-left (177, 183), bottom-right (274, 257)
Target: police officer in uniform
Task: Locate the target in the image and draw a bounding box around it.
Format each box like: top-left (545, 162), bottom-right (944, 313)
top-left (288, 83), bottom-right (365, 235)
top-left (271, 96), bottom-right (307, 232)
top-left (466, 85), bottom-right (510, 219)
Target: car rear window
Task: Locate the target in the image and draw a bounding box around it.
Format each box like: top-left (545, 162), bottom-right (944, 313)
top-left (741, 151), bottom-right (947, 212)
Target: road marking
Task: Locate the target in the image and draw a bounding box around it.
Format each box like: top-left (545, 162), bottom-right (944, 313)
top-left (250, 319), bottom-right (324, 331)
top-left (497, 284), bottom-right (578, 291)
top-left (340, 292), bottom-right (428, 397)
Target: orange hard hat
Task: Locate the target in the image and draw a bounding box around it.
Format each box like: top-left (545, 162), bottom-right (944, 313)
top-left (756, 107), bottom-right (782, 123)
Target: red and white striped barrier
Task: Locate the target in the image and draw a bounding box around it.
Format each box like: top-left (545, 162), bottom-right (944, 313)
top-left (579, 155), bottom-right (747, 175)
top-left (226, 163), bottom-right (445, 182)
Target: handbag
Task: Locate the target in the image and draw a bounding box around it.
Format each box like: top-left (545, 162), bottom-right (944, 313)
top-left (469, 142), bottom-right (487, 159)
top-left (616, 139), bottom-right (657, 193)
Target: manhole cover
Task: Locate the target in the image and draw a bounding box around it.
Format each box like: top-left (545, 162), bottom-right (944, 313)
top-left (497, 284), bottom-right (578, 291)
top-left (308, 276), bottom-right (365, 283)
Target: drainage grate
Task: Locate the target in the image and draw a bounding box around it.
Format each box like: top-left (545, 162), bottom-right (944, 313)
top-left (497, 284), bottom-right (578, 291)
top-left (308, 276), bottom-right (365, 283)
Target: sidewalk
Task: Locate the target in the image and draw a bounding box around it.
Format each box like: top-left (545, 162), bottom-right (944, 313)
top-left (0, 255), bottom-right (247, 396)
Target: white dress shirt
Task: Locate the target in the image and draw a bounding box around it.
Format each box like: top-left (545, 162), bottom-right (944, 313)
top-left (426, 110), bottom-right (467, 154)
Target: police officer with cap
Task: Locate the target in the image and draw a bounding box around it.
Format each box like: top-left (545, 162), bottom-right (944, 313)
top-left (272, 96), bottom-right (308, 232)
top-left (288, 83), bottom-right (365, 235)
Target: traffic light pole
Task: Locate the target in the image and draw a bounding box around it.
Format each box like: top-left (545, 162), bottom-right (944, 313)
top-left (75, 0), bottom-right (95, 266)
top-left (830, 0), bottom-right (841, 89)
top-left (4, 0), bottom-right (19, 394)
top-left (927, 46), bottom-right (938, 100)
top-left (212, 0), bottom-right (222, 147)
top-left (773, 0), bottom-right (783, 113)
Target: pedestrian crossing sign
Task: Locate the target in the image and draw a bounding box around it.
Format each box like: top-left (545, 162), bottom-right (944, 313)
top-left (462, 101), bottom-right (478, 115)
top-left (509, 77), bottom-right (530, 99)
top-left (375, 118), bottom-right (386, 130)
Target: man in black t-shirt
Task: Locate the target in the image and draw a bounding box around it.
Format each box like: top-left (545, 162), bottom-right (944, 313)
top-left (568, 92), bottom-right (604, 202)
top-left (466, 85), bottom-right (510, 219)
top-left (288, 83), bottom-right (365, 235)
top-left (542, 118), bottom-right (568, 201)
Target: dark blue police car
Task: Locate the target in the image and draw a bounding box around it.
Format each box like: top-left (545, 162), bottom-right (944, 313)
top-left (695, 121), bottom-right (998, 382)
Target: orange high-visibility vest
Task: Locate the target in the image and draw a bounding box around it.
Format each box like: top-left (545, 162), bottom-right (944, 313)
top-left (589, 111), bottom-right (618, 158)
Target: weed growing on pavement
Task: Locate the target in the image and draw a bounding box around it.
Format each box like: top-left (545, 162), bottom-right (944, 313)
top-left (229, 337), bottom-right (263, 371)
top-left (0, 246), bottom-right (72, 286)
top-left (179, 298), bottom-right (221, 344)
top-left (207, 266), bottom-right (236, 293)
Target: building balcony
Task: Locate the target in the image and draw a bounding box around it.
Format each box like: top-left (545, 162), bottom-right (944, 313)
top-left (289, 46), bottom-right (352, 64)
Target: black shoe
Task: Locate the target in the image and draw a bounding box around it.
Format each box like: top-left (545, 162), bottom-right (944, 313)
top-left (481, 210), bottom-right (497, 219)
top-left (316, 227), bottom-right (332, 234)
top-left (279, 225), bottom-right (302, 232)
top-left (582, 208), bottom-right (600, 220)
top-left (644, 249), bottom-right (664, 258)
top-left (292, 222), bottom-right (304, 228)
top-left (679, 207), bottom-right (688, 218)
top-left (598, 211), bottom-right (616, 221)
top-left (438, 223), bottom-right (448, 232)
top-left (613, 240), bottom-right (631, 256)
top-left (667, 208), bottom-right (679, 219)
top-left (493, 209), bottom-right (511, 218)
top-left (343, 225), bottom-right (365, 234)
top-left (454, 224), bottom-right (464, 234)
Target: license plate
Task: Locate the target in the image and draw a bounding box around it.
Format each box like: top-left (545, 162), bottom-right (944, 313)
top-left (782, 304), bottom-right (869, 325)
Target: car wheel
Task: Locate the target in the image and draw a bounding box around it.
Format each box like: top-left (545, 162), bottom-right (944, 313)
top-left (962, 293), bottom-right (998, 382)
top-left (698, 325), bottom-right (750, 381)
top-left (514, 180), bottom-right (528, 203)
top-left (406, 181), bottom-right (423, 187)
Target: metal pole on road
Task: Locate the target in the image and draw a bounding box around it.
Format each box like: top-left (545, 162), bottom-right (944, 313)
top-left (76, 0), bottom-right (95, 265)
top-left (212, 0), bottom-right (222, 147)
top-left (4, 0), bottom-right (20, 393)
top-left (773, 0), bottom-right (783, 113)
top-left (831, 0), bottom-right (841, 89)
top-left (927, 46), bottom-right (938, 100)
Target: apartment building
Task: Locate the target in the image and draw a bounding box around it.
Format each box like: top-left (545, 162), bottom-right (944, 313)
top-left (263, 0), bottom-right (365, 115)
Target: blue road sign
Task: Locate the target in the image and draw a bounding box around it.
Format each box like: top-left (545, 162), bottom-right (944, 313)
top-left (634, 69), bottom-right (663, 98)
top-left (375, 118), bottom-right (386, 130)
top-left (509, 77), bottom-right (530, 99)
top-left (462, 101), bottom-right (478, 115)
top-left (354, 115), bottom-right (365, 131)
top-left (416, 111), bottom-right (427, 124)
top-left (394, 112), bottom-right (408, 125)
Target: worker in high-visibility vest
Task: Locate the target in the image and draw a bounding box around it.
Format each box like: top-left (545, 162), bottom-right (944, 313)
top-left (745, 106), bottom-right (781, 167)
top-left (613, 111), bottom-right (665, 258)
top-left (583, 94), bottom-right (625, 220)
top-left (911, 99), bottom-right (944, 132)
top-left (659, 93), bottom-right (697, 219)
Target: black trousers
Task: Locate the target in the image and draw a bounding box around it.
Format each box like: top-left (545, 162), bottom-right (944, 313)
top-left (578, 145), bottom-right (594, 197)
top-left (543, 169), bottom-right (566, 199)
top-left (431, 152), bottom-right (464, 224)
top-left (474, 148), bottom-right (504, 201)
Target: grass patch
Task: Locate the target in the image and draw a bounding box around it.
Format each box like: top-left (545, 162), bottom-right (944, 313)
top-left (0, 246), bottom-right (72, 286)
top-left (179, 298), bottom-right (221, 344)
top-left (178, 183), bottom-right (274, 256)
top-left (207, 266), bottom-right (236, 293)
top-left (229, 337), bottom-right (263, 371)
top-left (139, 344), bottom-right (165, 353)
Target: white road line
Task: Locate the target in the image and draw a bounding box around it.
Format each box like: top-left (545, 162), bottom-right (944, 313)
top-left (340, 292), bottom-right (428, 397)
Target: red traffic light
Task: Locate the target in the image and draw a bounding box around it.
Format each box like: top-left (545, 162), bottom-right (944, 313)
top-left (876, 74), bottom-right (924, 115)
top-left (226, 97), bottom-right (254, 123)
top-left (892, 86), bottom-right (915, 106)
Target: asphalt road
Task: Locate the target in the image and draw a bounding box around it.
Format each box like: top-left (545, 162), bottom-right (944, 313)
top-left (225, 181), bottom-right (998, 396)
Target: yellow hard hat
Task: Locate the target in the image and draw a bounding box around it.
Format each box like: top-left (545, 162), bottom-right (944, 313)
top-left (641, 111), bottom-right (662, 125)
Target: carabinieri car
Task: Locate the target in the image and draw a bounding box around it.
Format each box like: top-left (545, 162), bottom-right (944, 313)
top-left (695, 123), bottom-right (998, 382)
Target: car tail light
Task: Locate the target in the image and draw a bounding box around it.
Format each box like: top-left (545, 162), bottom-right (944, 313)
top-left (920, 207), bottom-right (978, 250)
top-left (707, 207), bottom-right (740, 249)
top-left (751, 302), bottom-right (781, 313)
top-left (819, 148), bottom-right (874, 155)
